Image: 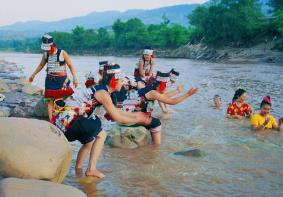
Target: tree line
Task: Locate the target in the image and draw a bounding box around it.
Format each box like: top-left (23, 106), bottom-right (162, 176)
top-left (0, 0), bottom-right (282, 53)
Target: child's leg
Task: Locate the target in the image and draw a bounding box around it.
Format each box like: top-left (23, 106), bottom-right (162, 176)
top-left (75, 140), bottom-right (94, 170)
top-left (86, 130), bottom-right (107, 178)
top-left (150, 126), bottom-right (162, 145)
top-left (47, 100), bottom-right (54, 121)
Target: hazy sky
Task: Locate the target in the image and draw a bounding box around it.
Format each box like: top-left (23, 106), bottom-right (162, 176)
top-left (0, 0), bottom-right (207, 26)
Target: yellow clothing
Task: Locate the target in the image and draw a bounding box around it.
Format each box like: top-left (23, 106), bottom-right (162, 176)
top-left (250, 113), bottom-right (277, 129)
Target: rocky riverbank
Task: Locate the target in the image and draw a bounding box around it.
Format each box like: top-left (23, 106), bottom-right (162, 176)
top-left (0, 59), bottom-right (48, 118)
top-left (155, 40), bottom-right (283, 64)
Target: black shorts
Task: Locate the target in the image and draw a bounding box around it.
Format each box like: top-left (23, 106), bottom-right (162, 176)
top-left (65, 116), bottom-right (102, 144)
top-left (145, 117), bottom-right (161, 130)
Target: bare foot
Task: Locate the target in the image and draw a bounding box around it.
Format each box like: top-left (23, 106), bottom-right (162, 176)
top-left (85, 169), bottom-right (105, 179)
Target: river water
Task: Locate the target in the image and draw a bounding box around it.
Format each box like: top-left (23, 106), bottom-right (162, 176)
top-left (1, 52), bottom-right (283, 196)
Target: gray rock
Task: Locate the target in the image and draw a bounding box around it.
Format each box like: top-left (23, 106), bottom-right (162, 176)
top-left (106, 125), bottom-right (148, 149)
top-left (0, 80), bottom-right (10, 93)
top-left (0, 178), bottom-right (86, 197)
top-left (21, 84), bottom-right (43, 96)
top-left (34, 99), bottom-right (48, 118)
top-left (0, 106), bottom-right (11, 117)
top-left (174, 149), bottom-right (206, 157)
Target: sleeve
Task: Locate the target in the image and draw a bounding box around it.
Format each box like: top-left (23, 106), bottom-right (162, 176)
top-left (245, 104), bottom-right (252, 113)
top-left (270, 116), bottom-right (278, 128)
top-left (227, 104), bottom-right (233, 115)
top-left (250, 114), bottom-right (259, 127)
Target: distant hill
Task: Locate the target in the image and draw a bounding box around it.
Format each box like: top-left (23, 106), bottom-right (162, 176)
top-left (0, 1), bottom-right (272, 40)
top-left (0, 4), bottom-right (198, 40)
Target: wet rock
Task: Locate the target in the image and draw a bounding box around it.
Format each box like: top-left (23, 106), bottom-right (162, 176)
top-left (0, 118), bottom-right (72, 183)
top-left (0, 106), bottom-right (11, 117)
top-left (22, 84), bottom-right (43, 96)
top-left (0, 178), bottom-right (86, 197)
top-left (11, 106), bottom-right (31, 117)
top-left (0, 80), bottom-right (10, 93)
top-left (8, 83), bottom-right (19, 91)
top-left (34, 99), bottom-right (48, 118)
top-left (16, 77), bottom-right (29, 86)
top-left (174, 149), bottom-right (206, 157)
top-left (106, 125), bottom-right (148, 149)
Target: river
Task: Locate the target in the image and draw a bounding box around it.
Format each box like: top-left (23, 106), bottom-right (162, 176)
top-left (0, 52), bottom-right (282, 196)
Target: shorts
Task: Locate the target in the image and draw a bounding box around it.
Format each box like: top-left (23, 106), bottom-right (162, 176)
top-left (65, 116), bottom-right (102, 144)
top-left (145, 117), bottom-right (161, 132)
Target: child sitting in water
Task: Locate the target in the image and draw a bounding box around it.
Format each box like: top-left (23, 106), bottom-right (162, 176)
top-left (250, 96), bottom-right (283, 131)
top-left (212, 95), bottom-right (222, 109)
top-left (227, 89), bottom-right (252, 119)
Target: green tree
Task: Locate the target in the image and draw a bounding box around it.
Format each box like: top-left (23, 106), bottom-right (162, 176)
top-left (189, 0), bottom-right (262, 46)
top-left (269, 0), bottom-right (283, 12)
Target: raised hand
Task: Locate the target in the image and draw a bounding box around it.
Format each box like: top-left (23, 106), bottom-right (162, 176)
top-left (187, 87), bottom-right (198, 96)
top-left (264, 117), bottom-right (270, 125)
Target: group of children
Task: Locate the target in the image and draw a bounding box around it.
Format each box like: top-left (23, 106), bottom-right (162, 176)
top-left (28, 35), bottom-right (198, 178)
top-left (28, 34), bottom-right (282, 179)
top-left (212, 89), bottom-right (283, 131)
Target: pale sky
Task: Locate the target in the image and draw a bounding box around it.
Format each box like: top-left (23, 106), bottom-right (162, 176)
top-left (0, 0), bottom-right (207, 26)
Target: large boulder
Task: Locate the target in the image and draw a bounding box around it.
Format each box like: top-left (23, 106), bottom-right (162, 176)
top-left (0, 178), bottom-right (86, 197)
top-left (106, 124), bottom-right (148, 149)
top-left (0, 118), bottom-right (72, 183)
top-left (0, 80), bottom-right (10, 93)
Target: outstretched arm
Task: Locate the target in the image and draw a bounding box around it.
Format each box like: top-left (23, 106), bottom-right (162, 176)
top-left (164, 85), bottom-right (184, 98)
top-left (95, 91), bottom-right (151, 125)
top-left (146, 87), bottom-right (198, 105)
top-left (29, 55), bottom-right (46, 82)
top-left (64, 51), bottom-right (78, 88)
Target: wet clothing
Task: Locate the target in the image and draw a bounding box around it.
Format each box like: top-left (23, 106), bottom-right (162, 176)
top-left (137, 85), bottom-right (155, 114)
top-left (250, 113), bottom-right (277, 129)
top-left (111, 86), bottom-right (127, 107)
top-left (227, 102), bottom-right (252, 117)
top-left (53, 85), bottom-right (109, 143)
top-left (87, 85), bottom-right (109, 108)
top-left (65, 116), bottom-right (102, 144)
top-left (145, 117), bottom-right (161, 130)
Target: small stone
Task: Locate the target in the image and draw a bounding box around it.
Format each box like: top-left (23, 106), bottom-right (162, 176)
top-left (174, 149), bottom-right (206, 157)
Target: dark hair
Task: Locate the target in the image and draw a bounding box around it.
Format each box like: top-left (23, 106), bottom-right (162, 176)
top-left (100, 73), bottom-right (115, 85)
top-left (260, 96), bottom-right (272, 108)
top-left (232, 89), bottom-right (246, 102)
top-left (100, 64), bottom-right (120, 85)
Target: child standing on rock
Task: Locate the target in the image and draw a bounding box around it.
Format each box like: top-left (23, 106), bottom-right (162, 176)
top-left (29, 34), bottom-right (78, 121)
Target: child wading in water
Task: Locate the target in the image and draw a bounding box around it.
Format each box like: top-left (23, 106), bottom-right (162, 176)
top-left (250, 96), bottom-right (283, 131)
top-left (212, 95), bottom-right (222, 109)
top-left (227, 89), bottom-right (252, 119)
